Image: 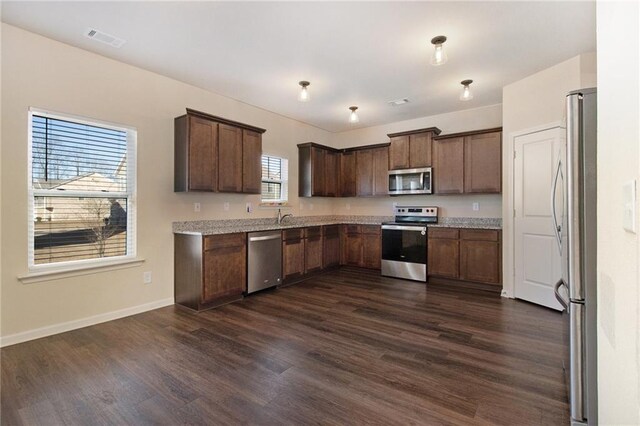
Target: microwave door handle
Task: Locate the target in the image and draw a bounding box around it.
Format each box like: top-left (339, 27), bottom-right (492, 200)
top-left (420, 172), bottom-right (424, 188)
top-left (551, 159), bottom-right (563, 253)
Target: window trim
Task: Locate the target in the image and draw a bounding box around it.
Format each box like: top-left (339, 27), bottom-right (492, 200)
top-left (26, 108), bottom-right (138, 273)
top-left (260, 154), bottom-right (289, 205)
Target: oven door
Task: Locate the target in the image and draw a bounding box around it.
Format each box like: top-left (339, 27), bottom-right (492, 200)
top-left (381, 225), bottom-right (427, 282)
top-left (388, 168), bottom-right (432, 195)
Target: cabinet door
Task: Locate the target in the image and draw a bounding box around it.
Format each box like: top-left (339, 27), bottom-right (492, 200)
top-left (409, 132), bottom-right (432, 168)
top-left (203, 244), bottom-right (246, 303)
top-left (324, 150), bottom-right (339, 197)
top-left (283, 238), bottom-right (305, 281)
top-left (305, 236), bottom-right (323, 273)
top-left (433, 137), bottom-right (464, 194)
top-left (362, 233), bottom-right (381, 269)
top-left (323, 229), bottom-right (340, 268)
top-left (389, 135), bottom-right (410, 170)
top-left (372, 147), bottom-right (389, 196)
top-left (460, 240), bottom-right (501, 284)
top-left (340, 151), bottom-right (357, 197)
top-left (427, 238), bottom-right (459, 278)
top-left (218, 124), bottom-right (243, 192)
top-left (188, 116), bottom-right (218, 191)
top-left (356, 149), bottom-right (374, 197)
top-left (464, 131), bottom-right (502, 193)
top-left (312, 147), bottom-right (326, 196)
top-left (345, 233), bottom-right (363, 266)
top-left (242, 130), bottom-right (262, 194)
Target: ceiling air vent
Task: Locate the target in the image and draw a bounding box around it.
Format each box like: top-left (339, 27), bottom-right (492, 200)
top-left (388, 98), bottom-right (410, 106)
top-left (85, 28), bottom-right (126, 48)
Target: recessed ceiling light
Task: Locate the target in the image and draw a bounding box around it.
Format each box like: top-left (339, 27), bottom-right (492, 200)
top-left (388, 98), bottom-right (410, 106)
top-left (85, 28), bottom-right (126, 48)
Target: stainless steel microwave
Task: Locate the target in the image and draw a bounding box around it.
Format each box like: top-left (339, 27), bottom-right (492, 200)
top-left (388, 167), bottom-right (432, 195)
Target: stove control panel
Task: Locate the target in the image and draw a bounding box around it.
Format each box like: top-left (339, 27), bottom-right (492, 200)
top-left (393, 206), bottom-right (438, 217)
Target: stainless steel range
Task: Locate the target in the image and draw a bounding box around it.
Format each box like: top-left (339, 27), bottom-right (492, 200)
top-left (381, 206), bottom-right (438, 282)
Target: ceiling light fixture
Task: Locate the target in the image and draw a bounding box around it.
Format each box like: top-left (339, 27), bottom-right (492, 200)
top-left (388, 98), bottom-right (410, 107)
top-left (298, 81), bottom-right (310, 102)
top-left (430, 35), bottom-right (448, 66)
top-left (459, 79), bottom-right (474, 101)
top-left (349, 106), bottom-right (359, 124)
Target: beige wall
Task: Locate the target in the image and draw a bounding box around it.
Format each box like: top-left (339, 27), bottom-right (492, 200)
top-left (501, 52), bottom-right (596, 297)
top-left (0, 24), bottom-right (336, 341)
top-left (596, 1), bottom-right (640, 423)
top-left (330, 104), bottom-right (503, 218)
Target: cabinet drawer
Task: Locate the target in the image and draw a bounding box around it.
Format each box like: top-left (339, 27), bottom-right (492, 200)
top-left (460, 229), bottom-right (500, 242)
top-left (305, 226), bottom-right (322, 239)
top-left (323, 224), bottom-right (340, 237)
top-left (283, 228), bottom-right (304, 241)
top-left (361, 225), bottom-right (381, 235)
top-left (428, 228), bottom-right (459, 239)
top-left (344, 224), bottom-right (361, 235)
top-left (204, 233), bottom-right (245, 251)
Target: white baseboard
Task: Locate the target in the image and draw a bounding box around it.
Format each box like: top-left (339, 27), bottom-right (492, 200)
top-left (0, 297), bottom-right (174, 348)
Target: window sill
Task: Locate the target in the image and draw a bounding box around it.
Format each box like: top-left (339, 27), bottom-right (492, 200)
top-left (18, 257), bottom-right (145, 284)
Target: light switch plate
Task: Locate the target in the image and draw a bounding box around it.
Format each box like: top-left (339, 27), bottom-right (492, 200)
top-left (246, 202), bottom-right (253, 213)
top-left (223, 202), bottom-right (230, 211)
top-left (194, 202), bottom-right (201, 212)
top-left (472, 202), bottom-right (480, 211)
top-left (623, 180), bottom-right (636, 233)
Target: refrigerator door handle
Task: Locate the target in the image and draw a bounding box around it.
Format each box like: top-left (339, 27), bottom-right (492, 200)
top-left (551, 159), bottom-right (563, 254)
top-left (569, 302), bottom-right (586, 422)
top-left (554, 279), bottom-right (569, 310)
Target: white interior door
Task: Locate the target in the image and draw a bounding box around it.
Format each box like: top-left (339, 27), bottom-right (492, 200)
top-left (514, 127), bottom-right (564, 310)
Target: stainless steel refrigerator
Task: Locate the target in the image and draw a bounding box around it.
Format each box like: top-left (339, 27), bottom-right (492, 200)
top-left (553, 88), bottom-right (598, 425)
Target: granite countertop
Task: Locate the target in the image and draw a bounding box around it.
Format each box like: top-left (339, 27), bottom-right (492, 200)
top-left (173, 215), bottom-right (501, 235)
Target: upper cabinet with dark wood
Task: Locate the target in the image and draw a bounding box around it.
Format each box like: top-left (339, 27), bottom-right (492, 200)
top-left (356, 149), bottom-right (374, 197)
top-left (324, 150), bottom-right (340, 197)
top-left (175, 109), bottom-right (265, 193)
top-left (387, 128), bottom-right (441, 170)
top-left (433, 128), bottom-right (502, 195)
top-left (340, 151), bottom-right (357, 197)
top-left (299, 143), bottom-right (335, 197)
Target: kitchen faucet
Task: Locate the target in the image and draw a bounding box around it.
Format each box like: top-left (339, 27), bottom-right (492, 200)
top-left (277, 208), bottom-right (293, 225)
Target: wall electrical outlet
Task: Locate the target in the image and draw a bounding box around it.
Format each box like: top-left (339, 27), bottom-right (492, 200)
top-left (143, 271), bottom-right (152, 284)
top-left (194, 202), bottom-right (201, 212)
top-left (246, 202), bottom-right (253, 213)
top-left (223, 202), bottom-right (230, 211)
top-left (472, 202), bottom-right (480, 211)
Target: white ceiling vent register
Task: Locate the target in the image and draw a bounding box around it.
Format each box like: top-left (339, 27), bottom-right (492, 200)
top-left (85, 28), bottom-right (126, 48)
top-left (388, 98), bottom-right (410, 106)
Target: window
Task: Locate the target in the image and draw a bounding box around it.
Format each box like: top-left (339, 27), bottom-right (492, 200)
top-left (29, 110), bottom-right (136, 269)
top-left (261, 155), bottom-right (288, 203)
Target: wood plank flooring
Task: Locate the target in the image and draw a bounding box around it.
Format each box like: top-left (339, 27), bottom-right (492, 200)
top-left (1, 268), bottom-right (569, 425)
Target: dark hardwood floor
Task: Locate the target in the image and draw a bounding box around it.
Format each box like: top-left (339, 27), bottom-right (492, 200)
top-left (1, 268), bottom-right (568, 425)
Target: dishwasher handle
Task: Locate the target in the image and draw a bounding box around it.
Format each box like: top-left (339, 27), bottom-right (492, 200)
top-left (248, 234), bottom-right (282, 242)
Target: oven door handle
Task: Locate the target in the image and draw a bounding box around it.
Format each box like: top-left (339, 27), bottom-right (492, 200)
top-left (382, 225), bottom-right (427, 232)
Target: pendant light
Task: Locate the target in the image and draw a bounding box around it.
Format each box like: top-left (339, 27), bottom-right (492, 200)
top-left (349, 106), bottom-right (359, 124)
top-left (430, 35), bottom-right (448, 66)
top-left (298, 81), bottom-right (310, 102)
top-left (459, 79), bottom-right (473, 101)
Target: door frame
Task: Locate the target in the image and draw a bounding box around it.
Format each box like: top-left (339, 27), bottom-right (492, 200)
top-left (503, 121), bottom-right (564, 299)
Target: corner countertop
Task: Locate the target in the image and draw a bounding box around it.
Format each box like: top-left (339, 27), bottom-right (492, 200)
top-left (173, 215), bottom-right (502, 235)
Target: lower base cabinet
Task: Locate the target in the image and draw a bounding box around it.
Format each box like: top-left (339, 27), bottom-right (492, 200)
top-left (304, 227), bottom-right (323, 274)
top-left (323, 225), bottom-right (341, 268)
top-left (341, 224), bottom-right (381, 269)
top-left (283, 229), bottom-right (305, 283)
top-left (428, 227), bottom-right (501, 286)
top-left (175, 232), bottom-right (246, 311)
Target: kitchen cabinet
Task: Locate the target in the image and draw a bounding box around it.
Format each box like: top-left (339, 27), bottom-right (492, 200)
top-left (282, 229), bottom-right (305, 283)
top-left (356, 149), bottom-right (374, 197)
top-left (242, 129), bottom-right (262, 194)
top-left (433, 128), bottom-right (502, 195)
top-left (459, 230), bottom-right (501, 284)
top-left (174, 232), bottom-right (246, 311)
top-left (324, 150), bottom-right (340, 197)
top-left (427, 227), bottom-right (501, 286)
top-left (427, 228), bottom-right (460, 279)
top-left (340, 151), bottom-right (357, 197)
top-left (175, 109), bottom-right (265, 193)
top-left (433, 136), bottom-right (465, 194)
top-left (304, 226), bottom-right (323, 274)
top-left (464, 131), bottom-right (502, 193)
top-left (312, 148), bottom-right (326, 196)
top-left (372, 147), bottom-right (389, 196)
top-left (323, 225), bottom-right (341, 268)
top-left (218, 124), bottom-right (243, 192)
top-left (341, 224), bottom-right (381, 269)
top-left (388, 128), bottom-right (441, 170)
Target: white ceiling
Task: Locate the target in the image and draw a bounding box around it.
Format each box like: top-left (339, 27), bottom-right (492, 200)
top-left (1, 1), bottom-right (595, 132)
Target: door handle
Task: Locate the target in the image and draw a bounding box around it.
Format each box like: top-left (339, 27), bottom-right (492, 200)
top-left (554, 279), bottom-right (568, 310)
top-left (551, 159), bottom-right (563, 253)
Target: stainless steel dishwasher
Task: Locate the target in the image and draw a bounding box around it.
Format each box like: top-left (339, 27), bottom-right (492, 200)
top-left (247, 230), bottom-right (282, 294)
